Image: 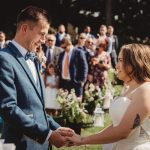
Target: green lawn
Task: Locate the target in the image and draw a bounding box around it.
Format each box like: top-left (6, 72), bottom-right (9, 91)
top-left (53, 113), bottom-right (112, 150)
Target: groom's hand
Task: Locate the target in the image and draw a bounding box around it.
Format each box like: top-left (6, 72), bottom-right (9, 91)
top-left (49, 127), bottom-right (74, 148)
top-left (57, 127), bottom-right (74, 136)
top-left (49, 130), bottom-right (66, 148)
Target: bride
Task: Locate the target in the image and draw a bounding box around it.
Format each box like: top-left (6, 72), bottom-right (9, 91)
top-left (67, 43), bottom-right (150, 150)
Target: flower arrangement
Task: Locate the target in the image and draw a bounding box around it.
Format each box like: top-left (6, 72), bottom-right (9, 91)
top-left (56, 89), bottom-right (90, 124)
top-left (83, 83), bottom-right (104, 115)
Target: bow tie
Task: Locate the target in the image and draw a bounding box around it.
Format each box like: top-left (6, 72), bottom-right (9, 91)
top-left (25, 52), bottom-right (37, 62)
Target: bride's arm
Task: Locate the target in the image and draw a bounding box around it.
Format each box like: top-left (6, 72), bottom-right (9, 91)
top-left (79, 124), bottom-right (126, 145)
top-left (70, 123), bottom-right (126, 145)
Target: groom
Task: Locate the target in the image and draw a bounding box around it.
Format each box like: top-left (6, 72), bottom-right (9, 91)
top-left (0, 6), bottom-right (73, 150)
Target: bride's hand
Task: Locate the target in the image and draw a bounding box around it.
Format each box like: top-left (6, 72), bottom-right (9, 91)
top-left (66, 133), bottom-right (83, 146)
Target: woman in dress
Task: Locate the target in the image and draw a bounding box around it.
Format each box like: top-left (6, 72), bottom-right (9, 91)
top-left (90, 40), bottom-right (111, 89)
top-left (67, 43), bottom-right (150, 150)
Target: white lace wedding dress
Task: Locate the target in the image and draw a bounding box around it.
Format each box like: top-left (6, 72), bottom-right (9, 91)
top-left (103, 96), bottom-right (150, 150)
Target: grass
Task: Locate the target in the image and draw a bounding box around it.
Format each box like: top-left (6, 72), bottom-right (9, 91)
top-left (53, 113), bottom-right (112, 150)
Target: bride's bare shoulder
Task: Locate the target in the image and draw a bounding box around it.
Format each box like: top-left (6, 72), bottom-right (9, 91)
top-left (135, 82), bottom-right (150, 102)
top-left (140, 82), bottom-right (150, 91)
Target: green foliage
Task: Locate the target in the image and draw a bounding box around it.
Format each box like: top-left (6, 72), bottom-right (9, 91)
top-left (113, 85), bottom-right (123, 97)
top-left (108, 68), bottom-right (116, 82)
top-left (83, 83), bottom-right (103, 115)
top-left (107, 68), bottom-right (123, 97)
top-left (57, 89), bottom-right (90, 124)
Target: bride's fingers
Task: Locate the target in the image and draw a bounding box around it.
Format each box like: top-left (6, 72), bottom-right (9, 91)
top-left (65, 139), bottom-right (76, 147)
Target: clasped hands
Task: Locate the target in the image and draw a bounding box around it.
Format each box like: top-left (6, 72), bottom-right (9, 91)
top-left (49, 127), bottom-right (83, 148)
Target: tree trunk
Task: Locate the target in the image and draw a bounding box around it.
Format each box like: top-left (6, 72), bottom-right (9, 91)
top-left (105, 0), bottom-right (112, 25)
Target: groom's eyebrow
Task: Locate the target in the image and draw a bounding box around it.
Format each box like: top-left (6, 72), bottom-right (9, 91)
top-left (131, 113), bottom-right (141, 129)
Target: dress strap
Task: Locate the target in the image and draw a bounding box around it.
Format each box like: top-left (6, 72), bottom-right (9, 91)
top-left (122, 83), bottom-right (148, 97)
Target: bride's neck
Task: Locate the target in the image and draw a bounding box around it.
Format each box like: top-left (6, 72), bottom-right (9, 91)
top-left (125, 80), bottom-right (140, 89)
top-left (122, 80), bottom-right (141, 96)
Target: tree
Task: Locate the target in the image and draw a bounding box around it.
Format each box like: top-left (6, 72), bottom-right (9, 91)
top-left (0, 0), bottom-right (150, 44)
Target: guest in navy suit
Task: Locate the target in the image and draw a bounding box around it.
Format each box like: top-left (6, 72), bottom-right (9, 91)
top-left (0, 6), bottom-right (73, 150)
top-left (58, 37), bottom-right (88, 98)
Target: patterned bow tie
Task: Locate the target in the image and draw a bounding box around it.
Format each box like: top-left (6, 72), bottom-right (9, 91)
top-left (25, 52), bottom-right (37, 62)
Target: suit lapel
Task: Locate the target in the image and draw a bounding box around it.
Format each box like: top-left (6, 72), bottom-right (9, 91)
top-left (69, 49), bottom-right (75, 67)
top-left (7, 43), bottom-right (45, 106)
top-left (34, 60), bottom-right (45, 102)
top-left (60, 52), bottom-right (65, 71)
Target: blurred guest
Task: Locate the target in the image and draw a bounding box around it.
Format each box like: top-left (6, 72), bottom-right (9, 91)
top-left (58, 37), bottom-right (88, 97)
top-left (107, 25), bottom-right (119, 68)
top-left (0, 31), bottom-right (6, 49)
top-left (97, 24), bottom-right (112, 55)
top-left (55, 24), bottom-right (70, 47)
top-left (36, 45), bottom-right (47, 74)
top-left (82, 37), bottom-right (96, 73)
top-left (75, 33), bottom-right (87, 49)
top-left (83, 25), bottom-right (95, 38)
top-left (43, 34), bottom-right (63, 71)
top-left (44, 63), bottom-right (61, 116)
top-left (91, 41), bottom-right (111, 88)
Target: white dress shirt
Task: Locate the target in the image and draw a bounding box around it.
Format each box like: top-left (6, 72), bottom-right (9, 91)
top-left (62, 48), bottom-right (73, 80)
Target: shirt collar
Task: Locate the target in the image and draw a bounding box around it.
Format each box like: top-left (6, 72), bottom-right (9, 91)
top-left (65, 48), bottom-right (73, 56)
top-left (48, 46), bottom-right (54, 49)
top-left (11, 39), bottom-right (28, 58)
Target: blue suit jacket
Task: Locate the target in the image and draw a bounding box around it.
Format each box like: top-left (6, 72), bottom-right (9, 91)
top-left (0, 43), bottom-right (60, 150)
top-left (58, 48), bottom-right (88, 83)
top-left (58, 48), bottom-right (88, 96)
